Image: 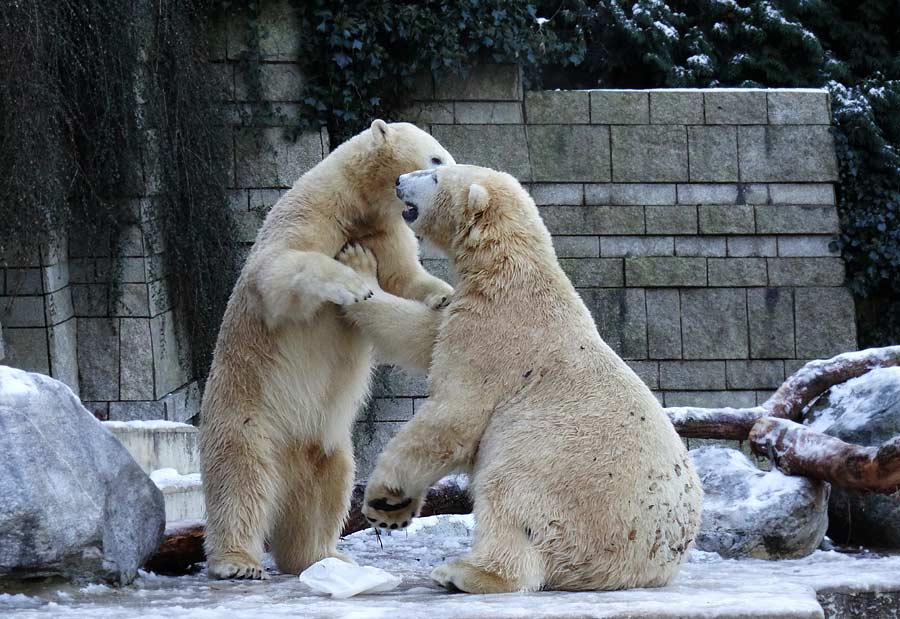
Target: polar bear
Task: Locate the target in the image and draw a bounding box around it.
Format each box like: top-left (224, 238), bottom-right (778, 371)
top-left (339, 164), bottom-right (703, 593)
top-left (199, 121), bottom-right (455, 580)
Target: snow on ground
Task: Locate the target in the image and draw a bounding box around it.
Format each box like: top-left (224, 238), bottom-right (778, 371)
top-left (102, 420), bottom-right (193, 430)
top-left (2, 514), bottom-right (900, 619)
top-left (150, 468), bottom-right (202, 490)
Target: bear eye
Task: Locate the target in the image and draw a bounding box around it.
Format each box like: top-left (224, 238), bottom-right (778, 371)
top-left (431, 157), bottom-right (442, 165)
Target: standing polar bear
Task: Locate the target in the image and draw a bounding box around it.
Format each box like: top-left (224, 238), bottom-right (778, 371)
top-left (199, 121), bottom-right (454, 580)
top-left (340, 164), bottom-right (703, 593)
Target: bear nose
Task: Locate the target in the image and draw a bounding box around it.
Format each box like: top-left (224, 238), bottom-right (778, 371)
top-left (395, 176), bottom-right (401, 186)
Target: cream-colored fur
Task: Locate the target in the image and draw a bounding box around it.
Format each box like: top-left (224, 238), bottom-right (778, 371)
top-left (199, 120), bottom-right (454, 580)
top-left (342, 165), bottom-right (703, 593)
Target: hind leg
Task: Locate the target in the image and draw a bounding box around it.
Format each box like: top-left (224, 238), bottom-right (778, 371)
top-left (431, 500), bottom-right (544, 593)
top-left (270, 444), bottom-right (356, 574)
top-left (202, 424), bottom-right (279, 580)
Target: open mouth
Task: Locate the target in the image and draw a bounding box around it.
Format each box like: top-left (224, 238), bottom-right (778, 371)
top-left (402, 203), bottom-right (419, 223)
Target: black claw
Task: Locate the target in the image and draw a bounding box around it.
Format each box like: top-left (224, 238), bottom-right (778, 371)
top-left (390, 523), bottom-right (398, 530)
top-left (366, 516), bottom-right (375, 522)
top-left (401, 520), bottom-right (409, 528)
top-left (379, 522), bottom-right (388, 528)
top-left (368, 497), bottom-right (413, 512)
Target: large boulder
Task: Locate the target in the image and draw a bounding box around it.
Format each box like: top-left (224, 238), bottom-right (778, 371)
top-left (691, 446), bottom-right (829, 559)
top-left (804, 366), bottom-right (900, 548)
top-left (0, 366), bottom-right (165, 584)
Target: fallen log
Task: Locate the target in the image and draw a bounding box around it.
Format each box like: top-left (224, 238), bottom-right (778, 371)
top-left (749, 417), bottom-right (900, 494)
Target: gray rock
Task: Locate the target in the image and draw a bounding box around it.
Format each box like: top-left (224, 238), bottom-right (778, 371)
top-left (804, 366), bottom-right (900, 548)
top-left (691, 446), bottom-right (829, 559)
top-left (0, 366), bottom-right (164, 584)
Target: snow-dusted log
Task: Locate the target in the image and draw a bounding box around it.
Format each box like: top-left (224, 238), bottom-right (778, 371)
top-left (666, 346), bottom-right (900, 440)
top-left (144, 520), bottom-right (206, 575)
top-left (749, 417), bottom-right (900, 494)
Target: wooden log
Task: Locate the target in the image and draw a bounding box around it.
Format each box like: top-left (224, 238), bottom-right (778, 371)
top-left (749, 417), bottom-right (900, 494)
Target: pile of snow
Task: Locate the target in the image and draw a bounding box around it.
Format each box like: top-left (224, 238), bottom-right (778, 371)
top-left (149, 468), bottom-right (202, 491)
top-left (102, 420), bottom-right (192, 430)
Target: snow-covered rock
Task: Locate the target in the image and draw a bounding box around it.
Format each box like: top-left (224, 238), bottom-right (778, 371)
top-left (691, 447), bottom-right (829, 559)
top-left (0, 366), bottom-right (165, 584)
top-left (804, 366), bottom-right (900, 548)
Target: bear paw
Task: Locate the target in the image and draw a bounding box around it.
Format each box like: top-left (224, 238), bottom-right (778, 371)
top-left (208, 556), bottom-right (268, 580)
top-left (431, 560), bottom-right (515, 594)
top-left (337, 242), bottom-right (379, 289)
top-left (361, 484), bottom-right (422, 531)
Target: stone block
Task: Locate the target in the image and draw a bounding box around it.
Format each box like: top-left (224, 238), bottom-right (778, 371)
top-left (530, 183), bottom-right (583, 205)
top-left (371, 365), bottom-right (428, 398)
top-left (728, 236), bottom-right (778, 257)
top-left (755, 205), bottom-right (840, 234)
top-left (45, 288), bottom-right (74, 326)
top-left (109, 401), bottom-right (167, 422)
top-left (767, 257), bottom-right (846, 286)
top-left (677, 183), bottom-right (768, 205)
top-left (421, 259), bottom-right (454, 284)
top-left (43, 262), bottom-right (69, 293)
top-left (645, 206), bottom-right (697, 234)
top-left (738, 126), bottom-right (839, 182)
top-left (688, 126), bottom-right (739, 182)
top-left (362, 398), bottom-right (415, 423)
top-left (681, 288), bottom-right (749, 359)
top-left (707, 258), bottom-right (768, 287)
top-left (77, 318), bottom-right (119, 401)
top-left (525, 91), bottom-right (589, 124)
top-left (769, 183), bottom-right (835, 205)
top-left (726, 360), bottom-right (785, 389)
top-left (113, 283), bottom-right (150, 318)
top-left (208, 63), bottom-right (233, 101)
top-left (559, 258), bottom-right (623, 287)
top-left (767, 90), bottom-right (830, 124)
top-left (454, 102), bottom-right (522, 124)
top-left (353, 421), bottom-right (403, 482)
top-left (249, 188), bottom-right (284, 212)
top-left (435, 64), bottom-right (522, 101)
top-left (698, 205), bottom-right (755, 234)
top-left (0, 296), bottom-right (45, 328)
top-left (2, 327), bottom-right (49, 374)
top-left (68, 259), bottom-right (97, 285)
top-left (235, 63), bottom-right (304, 102)
top-left (795, 287), bottom-right (857, 358)
top-left (48, 319), bottom-right (79, 394)
top-left (433, 125), bottom-right (531, 181)
top-left (72, 284), bottom-right (109, 317)
top-left (581, 288), bottom-right (647, 359)
top-left (704, 91), bottom-right (767, 124)
top-left (538, 206), bottom-right (644, 235)
top-left (666, 391), bottom-right (758, 408)
top-left (151, 310), bottom-right (189, 399)
top-left (527, 125), bottom-right (611, 182)
top-left (601, 236), bottom-right (672, 257)
top-left (777, 236), bottom-right (839, 257)
top-left (115, 258), bottom-right (146, 284)
top-left (83, 401), bottom-right (109, 421)
top-left (235, 128), bottom-right (324, 188)
top-left (608, 184), bottom-right (677, 205)
top-left (627, 360), bottom-right (659, 389)
top-left (258, 0), bottom-right (300, 60)
top-left (584, 184), bottom-right (611, 205)
top-left (611, 126), bottom-right (688, 182)
top-left (748, 288), bottom-right (795, 359)
top-left (234, 209), bottom-right (265, 244)
top-left (646, 289), bottom-right (682, 359)
top-left (552, 236), bottom-right (599, 258)
top-left (674, 236), bottom-right (726, 257)
top-left (660, 361), bottom-right (726, 390)
top-left (163, 381), bottom-right (202, 423)
top-left (625, 257), bottom-right (707, 287)
top-left (120, 318), bottom-right (154, 401)
top-left (145, 254), bottom-right (168, 282)
top-left (409, 70), bottom-right (434, 100)
top-left (5, 269), bottom-right (43, 295)
top-left (590, 91), bottom-right (649, 124)
top-left (650, 91), bottom-right (704, 125)
top-left (397, 102), bottom-right (454, 125)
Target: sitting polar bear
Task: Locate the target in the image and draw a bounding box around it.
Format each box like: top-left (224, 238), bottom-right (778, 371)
top-left (339, 164), bottom-right (703, 593)
top-left (200, 121), bottom-right (454, 580)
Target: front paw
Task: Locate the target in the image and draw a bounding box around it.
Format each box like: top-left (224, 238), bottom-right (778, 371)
top-left (422, 281), bottom-right (454, 310)
top-left (362, 483), bottom-right (423, 531)
top-left (337, 242), bottom-right (379, 289)
top-left (320, 271), bottom-right (373, 306)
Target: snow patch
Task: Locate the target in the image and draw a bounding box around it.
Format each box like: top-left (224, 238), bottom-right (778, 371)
top-left (102, 420), bottom-right (193, 430)
top-left (150, 468), bottom-right (202, 490)
top-left (806, 366), bottom-right (900, 433)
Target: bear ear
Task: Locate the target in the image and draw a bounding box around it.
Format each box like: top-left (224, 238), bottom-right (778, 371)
top-left (466, 183), bottom-right (489, 215)
top-left (371, 119), bottom-right (390, 147)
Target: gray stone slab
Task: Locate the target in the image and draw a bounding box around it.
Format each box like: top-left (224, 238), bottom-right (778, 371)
top-left (698, 205), bottom-right (755, 234)
top-left (580, 288), bottom-right (647, 359)
top-left (42, 262), bottom-right (69, 293)
top-left (397, 102), bottom-right (454, 125)
top-left (748, 288), bottom-right (796, 359)
top-left (72, 284), bottom-right (109, 317)
top-left (726, 360), bottom-right (786, 389)
top-left (559, 258), bottom-right (623, 287)
top-left (362, 397), bottom-right (415, 423)
top-left (371, 365), bottom-right (428, 398)
top-left (454, 101), bottom-right (523, 124)
top-left (530, 183), bottom-right (583, 205)
top-left (626, 360), bottom-right (659, 389)
top-left (5, 269), bottom-right (43, 295)
top-left (552, 236), bottom-right (599, 257)
top-left (728, 236), bottom-right (778, 257)
top-left (421, 259), bottom-right (455, 285)
top-left (777, 236), bottom-right (839, 257)
top-left (235, 128), bottom-right (324, 188)
top-left (666, 390), bottom-right (758, 408)
top-left (705, 91), bottom-right (767, 124)
top-left (435, 64), bottom-right (522, 101)
top-left (235, 63), bottom-right (304, 102)
top-left (677, 183), bottom-right (768, 205)
top-left (609, 183), bottom-right (677, 205)
top-left (108, 401), bottom-right (167, 422)
top-left (675, 236), bottom-right (726, 257)
top-left (249, 188), bottom-right (284, 212)
top-left (625, 257), bottom-right (707, 287)
top-left (2, 327), bottom-right (49, 374)
top-left (794, 287), bottom-right (857, 358)
top-left (601, 236), bottom-right (673, 257)
top-left (258, 0), bottom-right (300, 60)
top-left (590, 90), bottom-right (649, 124)
top-left (151, 310), bottom-right (189, 399)
top-left (538, 206), bottom-right (644, 235)
top-left (707, 258), bottom-right (768, 287)
top-left (660, 360), bottom-right (727, 390)
top-left (113, 283), bottom-right (150, 318)
top-left (755, 205), bottom-right (840, 234)
top-left (611, 125), bottom-right (688, 182)
top-left (120, 318), bottom-right (154, 401)
top-left (77, 317), bottom-right (120, 401)
top-left (768, 90), bottom-right (830, 124)
top-left (45, 288), bottom-right (74, 326)
top-left (527, 125), bottom-right (611, 182)
top-left (688, 126), bottom-right (740, 182)
top-left (769, 183), bottom-right (835, 205)
top-left (767, 257), bottom-right (846, 286)
top-left (650, 91), bottom-right (704, 125)
top-left (353, 421), bottom-right (403, 482)
top-left (645, 206), bottom-right (698, 234)
top-left (433, 125), bottom-right (531, 181)
top-left (48, 318), bottom-right (79, 395)
top-left (647, 289), bottom-right (682, 359)
top-left (0, 296), bottom-right (45, 328)
top-left (738, 126), bottom-right (839, 182)
top-left (681, 288), bottom-right (749, 359)
top-left (525, 91), bottom-right (589, 124)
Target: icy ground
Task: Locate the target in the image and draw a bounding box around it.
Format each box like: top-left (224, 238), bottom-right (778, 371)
top-left (2, 515), bottom-right (900, 619)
